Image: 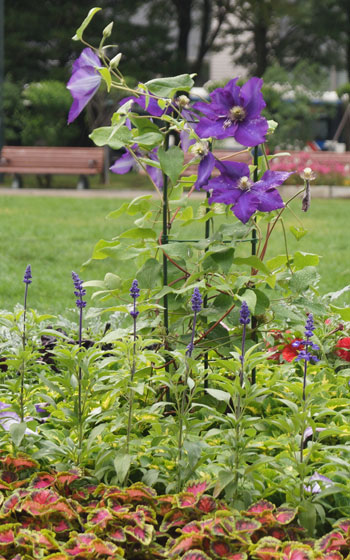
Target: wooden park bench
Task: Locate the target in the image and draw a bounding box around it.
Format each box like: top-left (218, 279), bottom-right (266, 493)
top-left (0, 146), bottom-right (109, 189)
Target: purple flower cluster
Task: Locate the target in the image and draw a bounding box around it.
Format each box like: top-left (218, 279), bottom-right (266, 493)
top-left (199, 160), bottom-right (292, 224)
top-left (293, 314), bottom-right (319, 363)
top-left (130, 279), bottom-right (140, 319)
top-left (72, 272), bottom-right (87, 309)
top-left (239, 300), bottom-right (250, 325)
top-left (193, 77), bottom-right (268, 147)
top-left (23, 265), bottom-right (32, 285)
top-left (186, 287), bottom-right (202, 357)
top-left (67, 48), bottom-right (102, 124)
top-left (191, 287), bottom-right (203, 313)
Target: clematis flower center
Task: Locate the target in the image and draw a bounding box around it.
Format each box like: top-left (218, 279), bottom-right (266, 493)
top-left (237, 176), bottom-right (252, 191)
top-left (223, 105), bottom-right (246, 128)
top-left (229, 105), bottom-right (246, 122)
top-left (192, 141), bottom-right (209, 158)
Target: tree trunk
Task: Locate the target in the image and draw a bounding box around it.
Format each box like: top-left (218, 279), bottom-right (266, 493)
top-left (253, 22), bottom-right (268, 77)
top-left (172, 0), bottom-right (194, 74)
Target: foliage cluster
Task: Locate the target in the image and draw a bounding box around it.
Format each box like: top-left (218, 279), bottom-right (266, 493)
top-left (0, 454), bottom-right (350, 559)
top-left (3, 9), bottom-right (350, 558)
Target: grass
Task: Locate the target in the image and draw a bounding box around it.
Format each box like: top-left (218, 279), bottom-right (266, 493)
top-left (0, 188), bottom-right (349, 315)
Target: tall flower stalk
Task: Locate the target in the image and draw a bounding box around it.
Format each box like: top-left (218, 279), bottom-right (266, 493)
top-left (71, 271), bottom-right (86, 457)
top-left (20, 265), bottom-right (32, 422)
top-left (292, 313), bottom-right (319, 500)
top-left (126, 279), bottom-right (140, 455)
top-left (239, 300), bottom-right (250, 386)
top-left (177, 287), bottom-right (202, 492)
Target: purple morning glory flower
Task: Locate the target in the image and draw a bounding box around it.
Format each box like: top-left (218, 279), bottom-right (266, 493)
top-left (110, 145), bottom-right (163, 189)
top-left (202, 160), bottom-right (292, 224)
top-left (67, 48), bottom-right (102, 124)
top-left (194, 77), bottom-right (268, 146)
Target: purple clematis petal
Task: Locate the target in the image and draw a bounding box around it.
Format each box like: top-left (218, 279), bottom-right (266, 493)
top-left (240, 77), bottom-right (266, 118)
top-left (110, 151), bottom-right (135, 174)
top-left (234, 117), bottom-right (269, 147)
top-left (195, 152), bottom-right (216, 190)
top-left (67, 48), bottom-right (102, 124)
top-left (232, 190), bottom-right (260, 223)
top-left (194, 77), bottom-right (268, 147)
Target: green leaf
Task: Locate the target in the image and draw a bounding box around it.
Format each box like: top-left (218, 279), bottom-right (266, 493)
top-left (120, 227), bottom-right (156, 240)
top-left (293, 251), bottom-right (320, 270)
top-left (211, 248), bottom-right (235, 274)
top-left (73, 7), bottom-right (101, 40)
top-left (89, 125), bottom-right (132, 149)
top-left (9, 422), bottom-right (27, 447)
top-left (289, 266), bottom-right (318, 292)
top-left (233, 256), bottom-right (271, 275)
top-left (145, 74), bottom-right (194, 97)
top-left (213, 470), bottom-right (235, 498)
top-left (158, 145), bottom-right (184, 185)
top-left (137, 258), bottom-right (162, 289)
top-left (205, 388), bottom-right (231, 403)
top-left (290, 225), bottom-right (308, 240)
top-left (99, 68), bottom-right (112, 92)
top-left (266, 254), bottom-right (288, 270)
top-left (330, 305), bottom-right (350, 321)
top-left (113, 452), bottom-right (131, 485)
top-left (133, 132), bottom-right (163, 148)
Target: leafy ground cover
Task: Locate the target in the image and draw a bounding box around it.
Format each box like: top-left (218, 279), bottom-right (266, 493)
top-left (1, 453), bottom-right (350, 560)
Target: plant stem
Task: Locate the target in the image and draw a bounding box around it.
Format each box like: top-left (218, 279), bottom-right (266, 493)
top-left (126, 310), bottom-right (137, 455)
top-left (20, 283), bottom-right (29, 422)
top-left (77, 306), bottom-right (83, 461)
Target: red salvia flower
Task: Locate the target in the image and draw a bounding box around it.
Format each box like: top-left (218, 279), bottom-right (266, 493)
top-left (335, 337), bottom-right (350, 361)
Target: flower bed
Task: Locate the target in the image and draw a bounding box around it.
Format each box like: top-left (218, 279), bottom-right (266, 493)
top-left (2, 7), bottom-right (350, 557)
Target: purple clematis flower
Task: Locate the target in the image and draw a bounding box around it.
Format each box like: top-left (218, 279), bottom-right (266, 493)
top-left (67, 48), bottom-right (102, 124)
top-left (202, 160), bottom-right (293, 224)
top-left (110, 145), bottom-right (163, 189)
top-left (194, 77), bottom-right (268, 147)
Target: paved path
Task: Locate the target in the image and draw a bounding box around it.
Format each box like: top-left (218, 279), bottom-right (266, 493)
top-left (0, 186), bottom-right (348, 199)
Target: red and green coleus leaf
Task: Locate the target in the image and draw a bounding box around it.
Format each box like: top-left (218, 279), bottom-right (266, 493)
top-left (197, 495), bottom-right (217, 514)
top-left (160, 508), bottom-right (190, 532)
top-left (183, 480), bottom-right (210, 497)
top-left (177, 492), bottom-right (199, 508)
top-left (282, 543), bottom-right (314, 560)
top-left (136, 504), bottom-right (157, 524)
top-left (124, 523), bottom-right (154, 545)
top-left (124, 482), bottom-right (157, 504)
top-left (333, 518), bottom-right (350, 534)
top-left (156, 494), bottom-right (175, 516)
top-left (251, 536), bottom-right (282, 560)
top-left (0, 523), bottom-right (19, 546)
top-left (86, 507), bottom-right (114, 530)
top-left (21, 490), bottom-right (78, 520)
top-left (168, 535), bottom-right (203, 557)
top-left (318, 530), bottom-right (348, 552)
top-left (210, 540), bottom-right (233, 558)
top-left (274, 507), bottom-right (297, 525)
top-left (182, 550), bottom-right (211, 560)
top-left (246, 501), bottom-right (275, 516)
top-left (109, 526), bottom-right (126, 543)
top-left (64, 532), bottom-right (120, 557)
top-left (30, 472), bottom-right (56, 489)
top-left (15, 527), bottom-right (59, 551)
top-left (1, 454), bottom-right (39, 472)
top-left (55, 471), bottom-right (80, 488)
top-left (235, 517), bottom-right (261, 535)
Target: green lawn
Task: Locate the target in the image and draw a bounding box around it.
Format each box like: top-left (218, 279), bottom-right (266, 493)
top-left (0, 191), bottom-right (349, 315)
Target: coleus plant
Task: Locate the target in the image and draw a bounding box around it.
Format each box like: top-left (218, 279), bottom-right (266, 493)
top-left (0, 453), bottom-right (349, 559)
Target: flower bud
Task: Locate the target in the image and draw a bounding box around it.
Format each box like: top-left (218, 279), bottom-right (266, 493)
top-left (103, 22), bottom-right (114, 38)
top-left (109, 52), bottom-right (122, 69)
top-left (300, 167), bottom-right (316, 181)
